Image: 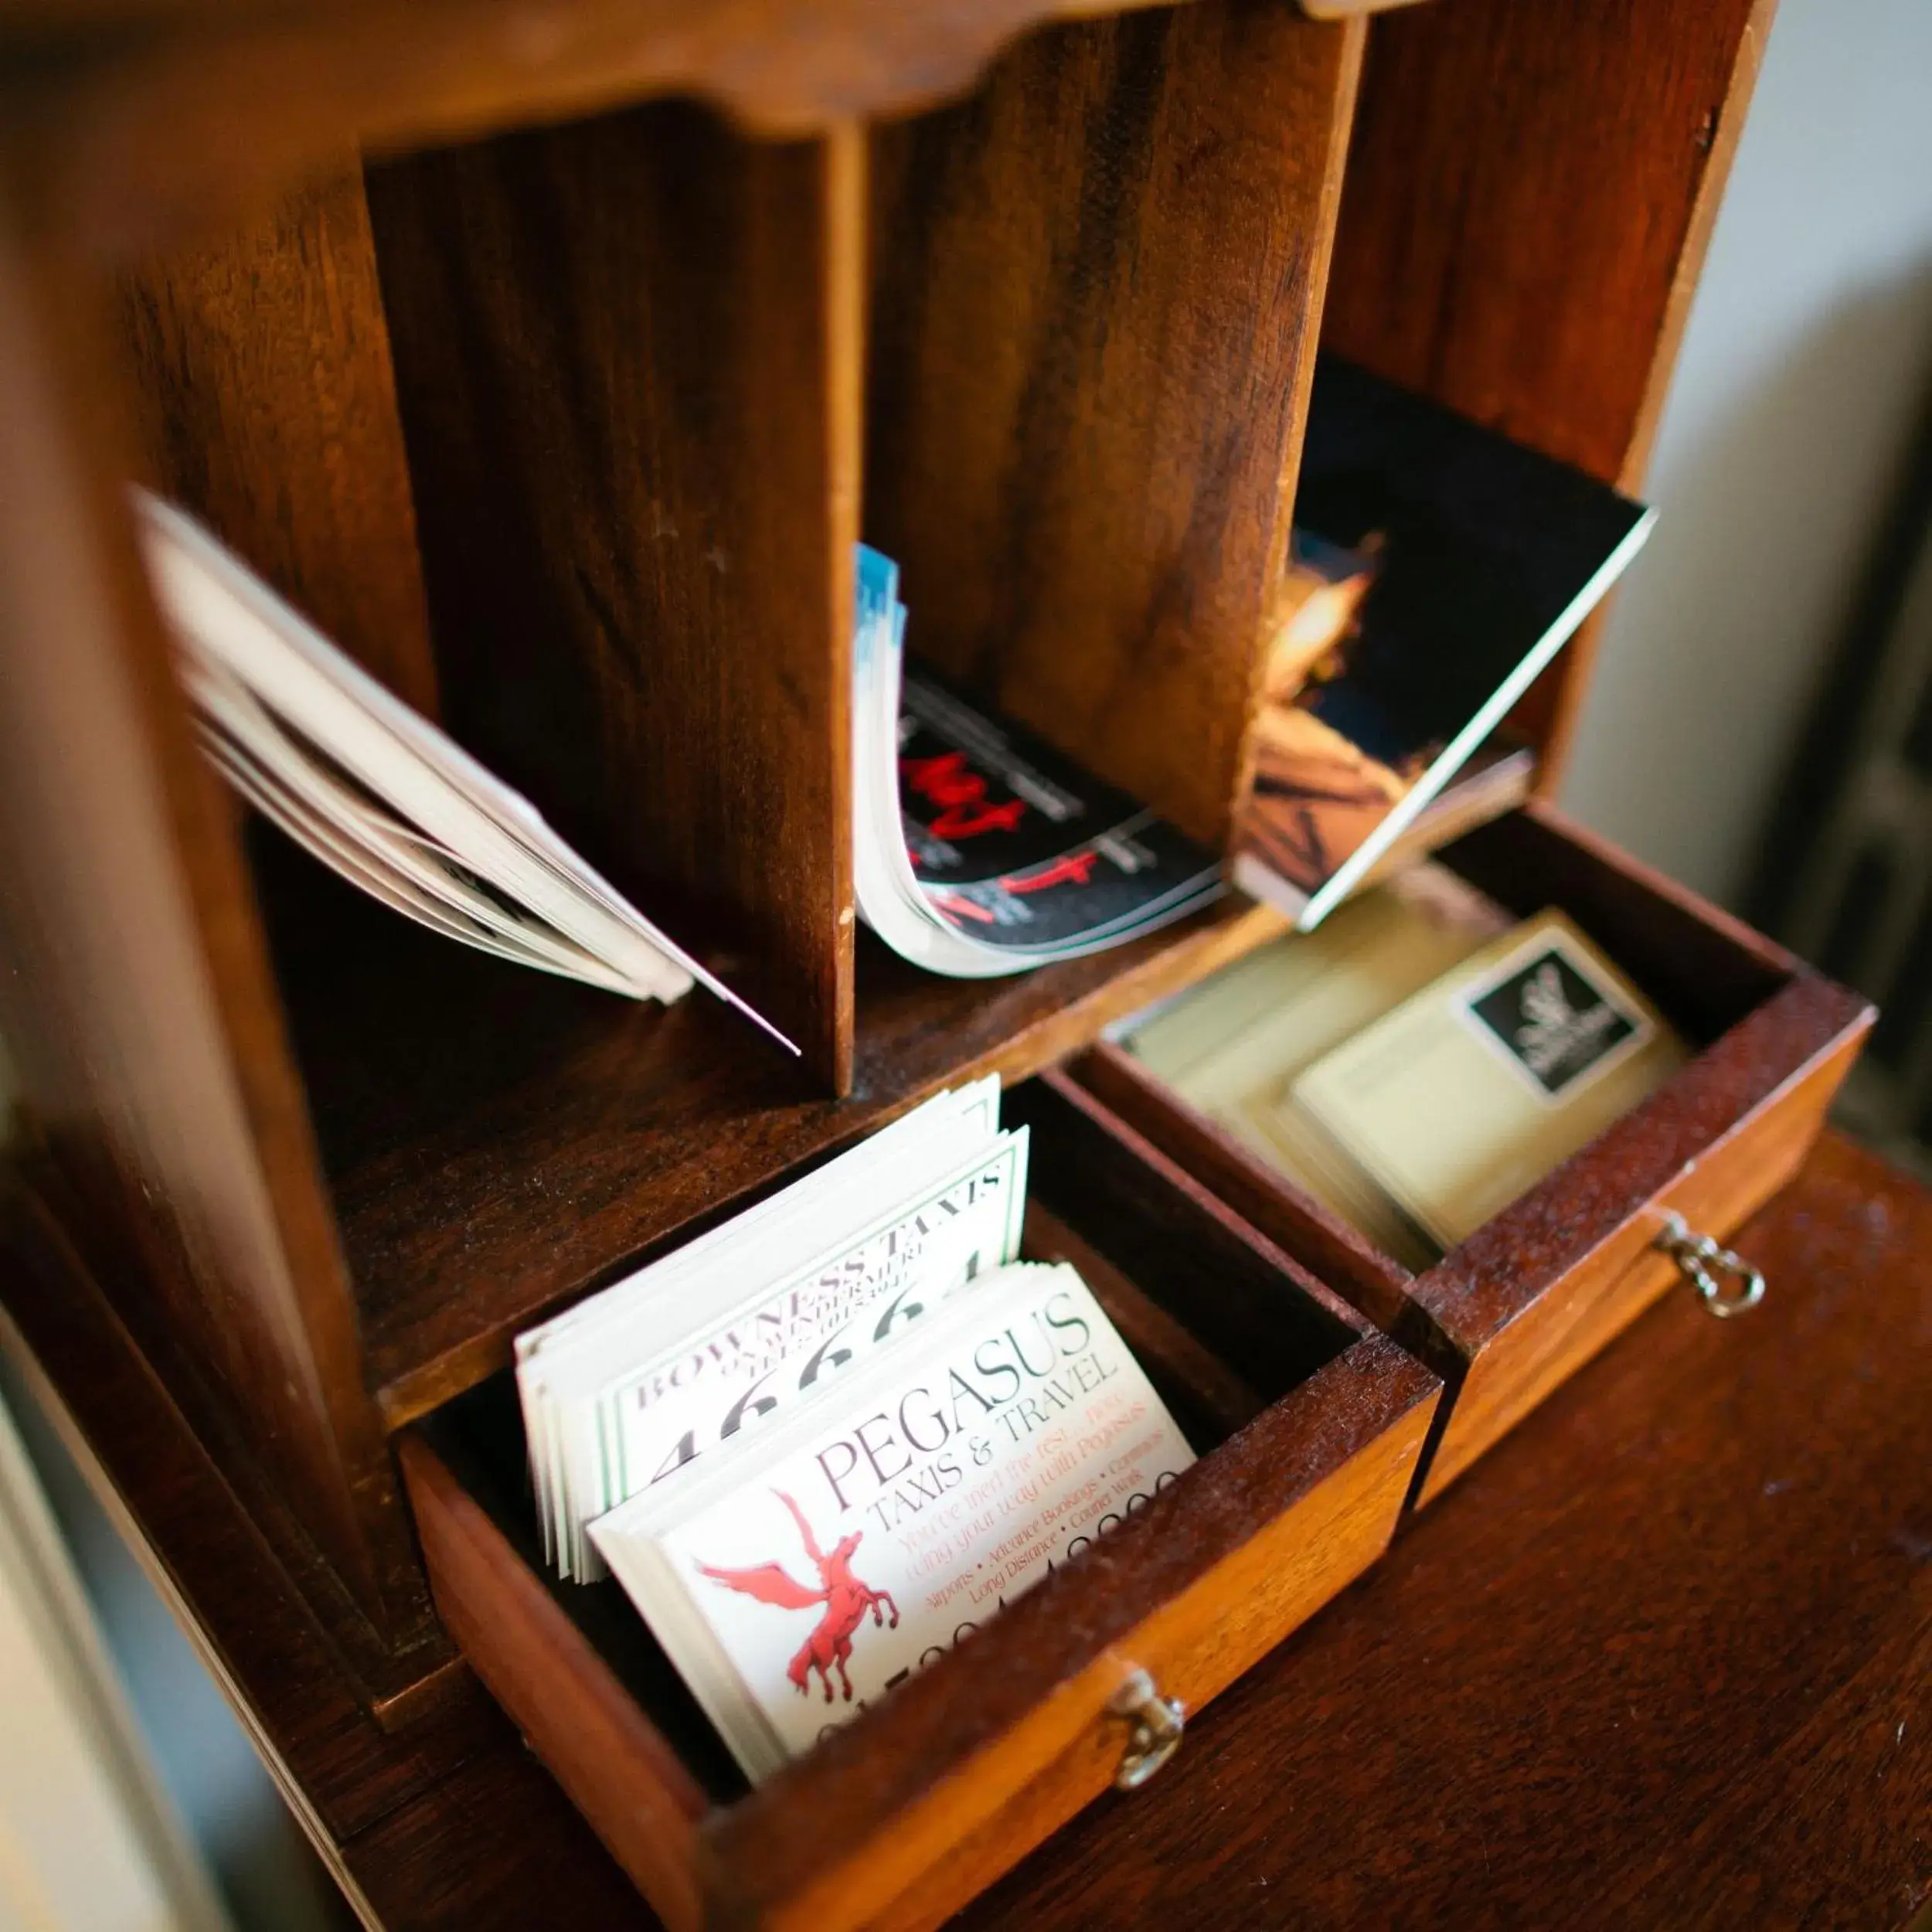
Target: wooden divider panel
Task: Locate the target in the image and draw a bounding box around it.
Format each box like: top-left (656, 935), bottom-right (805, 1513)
top-left (365, 106), bottom-right (860, 1087)
top-left (1323, 0), bottom-right (1775, 774)
top-left (117, 162), bottom-right (441, 716)
top-left (866, 0), bottom-right (1366, 848)
top-left (0, 193), bottom-right (430, 1655)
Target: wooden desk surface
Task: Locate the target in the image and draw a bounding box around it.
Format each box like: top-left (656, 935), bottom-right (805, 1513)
top-left (5, 1131), bottom-right (1929, 1930)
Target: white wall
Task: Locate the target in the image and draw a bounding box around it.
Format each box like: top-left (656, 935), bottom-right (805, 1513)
top-left (1560, 0), bottom-right (1932, 906)
top-left (0, 1388), bottom-right (233, 1932)
top-left (0, 1066), bottom-right (348, 1932)
top-left (0, 1359), bottom-right (354, 1932)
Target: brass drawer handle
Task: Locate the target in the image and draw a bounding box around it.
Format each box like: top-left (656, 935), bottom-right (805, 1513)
top-left (1655, 1212), bottom-right (1766, 1318)
top-left (1108, 1669), bottom-right (1185, 1790)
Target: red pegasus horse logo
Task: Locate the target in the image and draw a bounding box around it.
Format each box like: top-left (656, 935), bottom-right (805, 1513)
top-left (699, 1492), bottom-right (900, 1702)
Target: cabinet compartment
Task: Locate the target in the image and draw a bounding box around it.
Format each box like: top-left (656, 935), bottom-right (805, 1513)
top-left (400, 1070), bottom-right (1438, 1931)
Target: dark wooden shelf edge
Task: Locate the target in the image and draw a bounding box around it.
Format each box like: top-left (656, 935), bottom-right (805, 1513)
top-left (0, 1166), bottom-right (509, 1781)
top-left (361, 896), bottom-right (1288, 1430)
top-left (20, 0), bottom-right (1195, 262)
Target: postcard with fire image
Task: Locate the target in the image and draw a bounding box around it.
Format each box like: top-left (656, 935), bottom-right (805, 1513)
top-left (1236, 359), bottom-right (1656, 929)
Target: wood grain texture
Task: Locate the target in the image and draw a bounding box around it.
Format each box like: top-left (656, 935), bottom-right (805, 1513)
top-left (0, 1189), bottom-right (649, 1928)
top-left (8, 0), bottom-right (1187, 262)
top-left (1022, 1202), bottom-right (1267, 1443)
top-left (957, 1131), bottom-right (1932, 1932)
top-left (0, 192), bottom-right (427, 1644)
top-left (1444, 800), bottom-right (1798, 1039)
top-left (399, 1433), bottom-right (709, 1932)
top-left (364, 104), bottom-right (858, 1087)
top-left (1608, 1610), bottom-right (1932, 1930)
top-left (1413, 811), bottom-right (1870, 1481)
top-left (717, 1338), bottom-right (1433, 1932)
top-left (340, 1736), bottom-right (658, 1932)
top-left (1321, 0), bottom-right (1776, 776)
top-left (244, 801), bottom-right (1285, 1429)
top-left (866, 0), bottom-right (1363, 845)
top-left (399, 1332), bottom-right (1430, 1932)
top-left (1015, 1069), bottom-right (1374, 1373)
top-left (407, 1144), bottom-right (1430, 1932)
top-left (1070, 1039), bottom-right (1419, 1338)
top-left (15, 1155), bottom-right (461, 1711)
top-left (1413, 974), bottom-right (1870, 1505)
top-left (0, 1175), bottom-right (501, 1832)
top-left (117, 162), bottom-right (440, 714)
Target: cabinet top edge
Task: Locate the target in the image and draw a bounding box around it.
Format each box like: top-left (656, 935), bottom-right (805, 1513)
top-left (2, 0), bottom-right (1214, 260)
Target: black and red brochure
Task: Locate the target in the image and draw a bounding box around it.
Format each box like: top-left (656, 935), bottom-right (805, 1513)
top-left (852, 547), bottom-right (1225, 977)
top-left (897, 666), bottom-right (1223, 954)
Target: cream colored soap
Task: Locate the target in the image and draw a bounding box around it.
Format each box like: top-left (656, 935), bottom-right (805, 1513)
top-left (1285, 910), bottom-right (1688, 1250)
top-left (1123, 866), bottom-right (1514, 1266)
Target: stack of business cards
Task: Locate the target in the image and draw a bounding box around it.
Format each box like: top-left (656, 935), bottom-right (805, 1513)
top-left (1282, 910), bottom-right (1689, 1250)
top-left (590, 1260), bottom-right (1195, 1782)
top-left (1123, 866), bottom-right (1515, 1268)
top-left (516, 1079), bottom-right (1027, 1580)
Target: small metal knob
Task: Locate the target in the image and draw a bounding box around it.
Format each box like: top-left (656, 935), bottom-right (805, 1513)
top-left (1108, 1668), bottom-right (1185, 1790)
top-left (1655, 1211), bottom-right (1766, 1318)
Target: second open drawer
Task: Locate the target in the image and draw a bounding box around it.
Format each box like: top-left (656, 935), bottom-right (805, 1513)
top-left (1074, 800), bottom-right (1873, 1507)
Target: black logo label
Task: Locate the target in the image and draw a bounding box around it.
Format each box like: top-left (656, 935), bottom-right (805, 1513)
top-left (1463, 946), bottom-right (1640, 1097)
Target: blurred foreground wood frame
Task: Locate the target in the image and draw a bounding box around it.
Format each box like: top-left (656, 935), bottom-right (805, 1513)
top-left (0, 1), bottom-right (1866, 1926)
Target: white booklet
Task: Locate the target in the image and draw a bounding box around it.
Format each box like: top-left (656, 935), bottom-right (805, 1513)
top-left (517, 1079), bottom-right (1026, 1580)
top-left (590, 1260), bottom-right (1196, 1782)
top-left (137, 491), bottom-right (793, 1050)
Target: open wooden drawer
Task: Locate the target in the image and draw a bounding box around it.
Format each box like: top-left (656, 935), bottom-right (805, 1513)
top-left (398, 1072), bottom-right (1440, 1931)
top-left (1075, 799), bottom-right (1875, 1509)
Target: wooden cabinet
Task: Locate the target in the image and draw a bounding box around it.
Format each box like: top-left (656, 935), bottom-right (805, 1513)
top-left (0, 0), bottom-right (1866, 1922)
